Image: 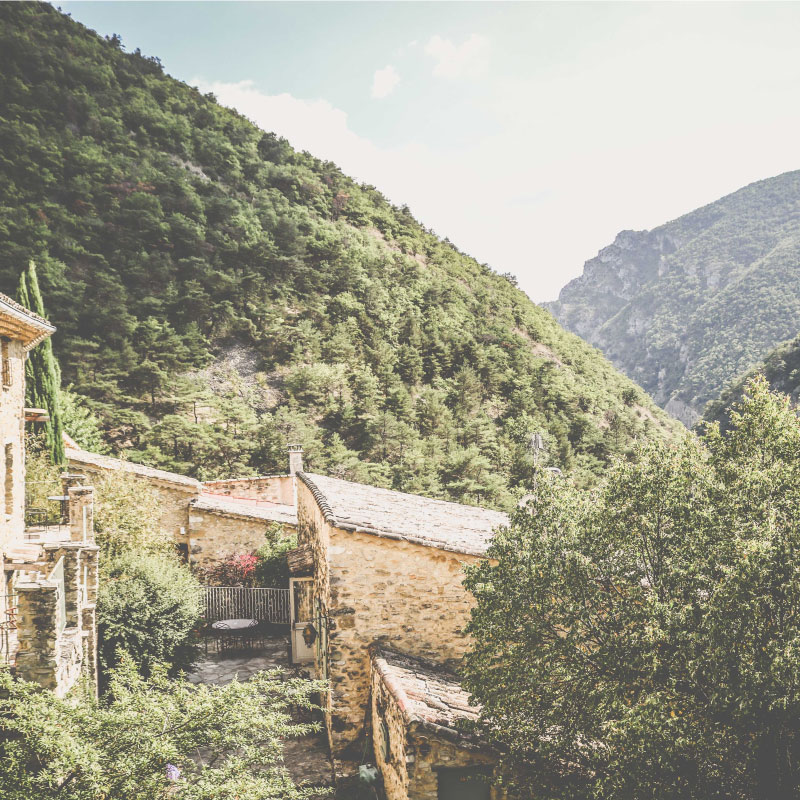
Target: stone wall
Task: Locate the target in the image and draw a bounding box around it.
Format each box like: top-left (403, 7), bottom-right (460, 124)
top-left (371, 668), bottom-right (499, 800)
top-left (371, 664), bottom-right (411, 799)
top-left (0, 337), bottom-right (27, 556)
top-left (187, 505), bottom-right (295, 567)
top-left (65, 450), bottom-right (199, 541)
top-left (200, 475), bottom-right (295, 505)
top-left (14, 535), bottom-right (99, 698)
top-left (296, 479), bottom-right (482, 770)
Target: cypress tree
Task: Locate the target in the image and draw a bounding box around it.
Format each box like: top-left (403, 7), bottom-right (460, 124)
top-left (18, 261), bottom-right (65, 465)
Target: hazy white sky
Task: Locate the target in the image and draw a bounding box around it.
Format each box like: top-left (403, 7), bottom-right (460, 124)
top-left (62, 2), bottom-right (800, 301)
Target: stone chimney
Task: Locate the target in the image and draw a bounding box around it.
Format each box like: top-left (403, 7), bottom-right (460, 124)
top-left (288, 444), bottom-right (304, 475)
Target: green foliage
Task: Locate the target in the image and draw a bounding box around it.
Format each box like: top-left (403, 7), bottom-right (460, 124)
top-left (97, 552), bottom-right (203, 681)
top-left (254, 527), bottom-right (298, 589)
top-left (197, 527), bottom-right (297, 589)
top-left (702, 332), bottom-right (800, 430)
top-left (464, 376), bottom-right (800, 799)
top-left (0, 656), bottom-right (327, 800)
top-left (17, 260), bottom-right (64, 464)
top-left (60, 387), bottom-right (108, 453)
top-left (0, 4), bottom-right (677, 507)
top-left (549, 172), bottom-right (800, 424)
top-left (91, 467), bottom-right (171, 559)
top-left (23, 433), bottom-right (62, 518)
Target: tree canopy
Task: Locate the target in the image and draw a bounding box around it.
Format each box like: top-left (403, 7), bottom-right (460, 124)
top-left (0, 3), bottom-right (678, 506)
top-left (0, 657), bottom-right (327, 800)
top-left (17, 260), bottom-right (64, 464)
top-left (464, 376), bottom-right (800, 799)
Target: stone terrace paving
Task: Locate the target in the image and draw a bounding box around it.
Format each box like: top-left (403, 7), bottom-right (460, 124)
top-left (298, 473), bottom-right (509, 557)
top-left (187, 635), bottom-right (334, 792)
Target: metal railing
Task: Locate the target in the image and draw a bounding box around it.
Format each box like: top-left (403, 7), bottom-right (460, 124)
top-left (25, 479), bottom-right (68, 532)
top-left (203, 586), bottom-right (290, 625)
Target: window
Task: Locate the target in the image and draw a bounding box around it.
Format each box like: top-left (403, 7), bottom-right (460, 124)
top-left (437, 767), bottom-right (491, 800)
top-left (1, 338), bottom-right (10, 389)
top-left (379, 719), bottom-right (391, 763)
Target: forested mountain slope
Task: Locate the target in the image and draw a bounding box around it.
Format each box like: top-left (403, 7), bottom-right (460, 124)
top-left (0, 4), bottom-right (678, 509)
top-left (702, 333), bottom-right (800, 429)
top-left (547, 171), bottom-right (800, 426)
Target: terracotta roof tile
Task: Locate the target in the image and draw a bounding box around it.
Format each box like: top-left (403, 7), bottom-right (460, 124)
top-left (371, 647), bottom-right (481, 734)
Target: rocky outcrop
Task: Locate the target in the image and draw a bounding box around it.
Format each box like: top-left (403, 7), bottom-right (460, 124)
top-left (547, 170), bottom-right (800, 426)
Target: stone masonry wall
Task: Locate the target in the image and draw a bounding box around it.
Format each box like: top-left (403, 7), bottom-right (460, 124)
top-left (371, 666), bottom-right (411, 800)
top-left (406, 730), bottom-right (497, 800)
top-left (1, 337), bottom-right (27, 556)
top-left (372, 668), bottom-right (498, 800)
top-left (187, 507), bottom-right (295, 567)
top-left (296, 480), bottom-right (482, 770)
top-left (65, 455), bottom-right (196, 541)
top-left (200, 475), bottom-right (295, 505)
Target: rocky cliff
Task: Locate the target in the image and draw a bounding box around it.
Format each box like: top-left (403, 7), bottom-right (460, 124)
top-left (548, 171), bottom-right (800, 425)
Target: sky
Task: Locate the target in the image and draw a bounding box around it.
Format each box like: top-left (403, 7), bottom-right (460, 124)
top-left (59, 1), bottom-right (800, 302)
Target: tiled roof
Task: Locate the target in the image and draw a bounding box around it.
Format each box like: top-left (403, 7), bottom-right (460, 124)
top-left (0, 291), bottom-right (55, 350)
top-left (297, 473), bottom-right (507, 556)
top-left (371, 647), bottom-right (482, 740)
top-left (192, 493), bottom-right (297, 525)
top-left (0, 291), bottom-right (53, 329)
top-left (65, 447), bottom-right (201, 490)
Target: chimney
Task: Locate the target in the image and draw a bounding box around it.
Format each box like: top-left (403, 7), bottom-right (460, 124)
top-left (288, 444), bottom-right (304, 475)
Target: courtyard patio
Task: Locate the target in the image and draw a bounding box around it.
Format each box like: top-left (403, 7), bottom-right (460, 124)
top-left (187, 633), bottom-right (335, 792)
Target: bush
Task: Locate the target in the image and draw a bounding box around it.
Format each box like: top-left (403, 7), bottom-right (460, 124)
top-left (97, 552), bottom-right (203, 684)
top-left (92, 468), bottom-right (172, 559)
top-left (0, 656), bottom-right (326, 800)
top-left (254, 527), bottom-right (297, 589)
top-left (197, 525), bottom-right (297, 588)
top-left (199, 551), bottom-right (259, 587)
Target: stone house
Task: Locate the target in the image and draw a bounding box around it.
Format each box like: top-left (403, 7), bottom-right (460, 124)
top-left (291, 471), bottom-right (508, 794)
top-left (0, 293), bottom-right (99, 697)
top-left (65, 442), bottom-right (299, 565)
top-left (371, 646), bottom-right (499, 800)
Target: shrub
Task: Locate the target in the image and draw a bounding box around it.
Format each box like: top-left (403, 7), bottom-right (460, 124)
top-left (254, 527), bottom-right (297, 589)
top-left (200, 551), bottom-right (259, 586)
top-left (197, 524), bottom-right (297, 588)
top-left (97, 552), bottom-right (203, 684)
top-left (0, 655), bottom-right (327, 800)
top-left (92, 468), bottom-right (171, 559)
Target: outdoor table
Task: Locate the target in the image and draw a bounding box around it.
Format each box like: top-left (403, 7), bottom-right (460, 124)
top-left (210, 618), bottom-right (259, 652)
top-left (211, 618), bottom-right (258, 631)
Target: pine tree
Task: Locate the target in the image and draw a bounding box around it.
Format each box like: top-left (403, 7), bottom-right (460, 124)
top-left (17, 261), bottom-right (65, 464)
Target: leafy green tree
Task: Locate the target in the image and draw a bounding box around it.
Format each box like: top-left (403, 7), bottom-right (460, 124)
top-left (464, 376), bottom-right (800, 799)
top-left (91, 467), bottom-right (171, 559)
top-left (17, 260), bottom-right (64, 464)
top-left (60, 388), bottom-right (108, 453)
top-left (0, 656), bottom-right (327, 800)
top-left (0, 3), bottom-right (679, 499)
top-left (97, 552), bottom-right (203, 683)
top-left (254, 526), bottom-right (298, 589)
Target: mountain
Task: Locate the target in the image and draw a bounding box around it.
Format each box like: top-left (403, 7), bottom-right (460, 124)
top-left (0, 4), bottom-right (678, 509)
top-left (547, 171), bottom-right (800, 426)
top-left (702, 333), bottom-right (800, 429)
